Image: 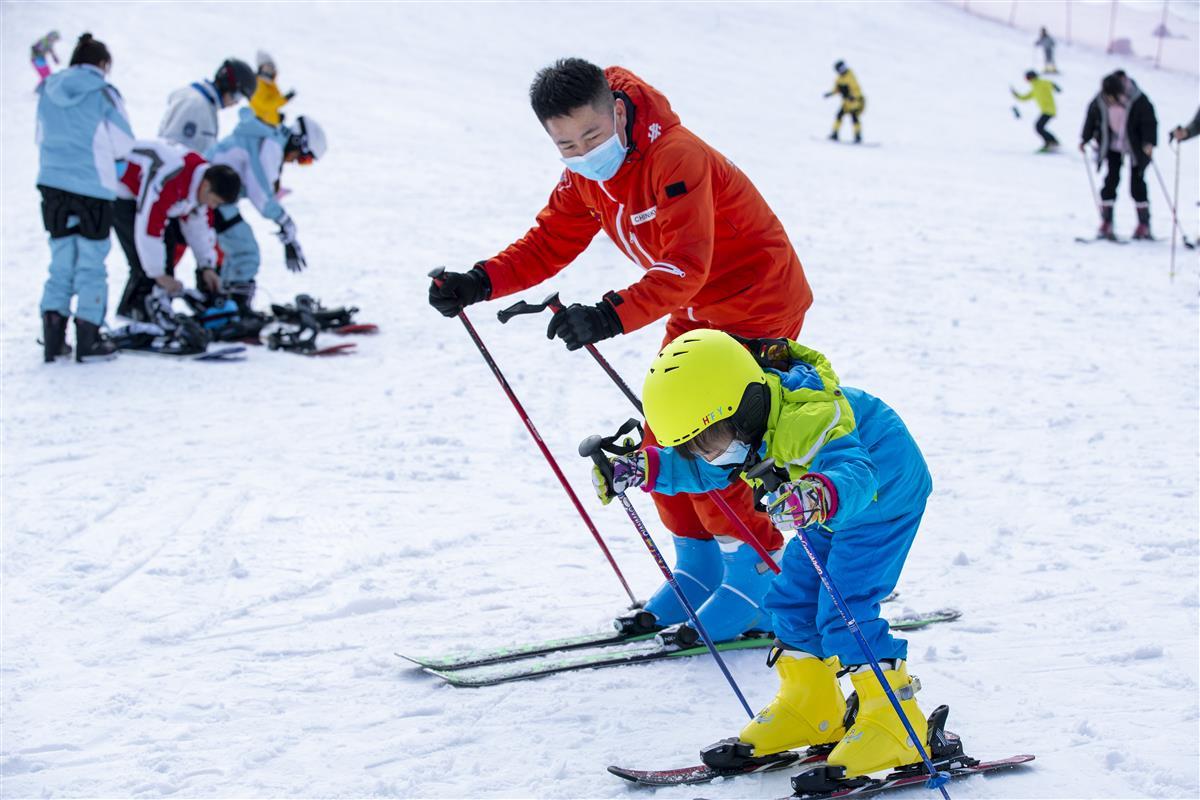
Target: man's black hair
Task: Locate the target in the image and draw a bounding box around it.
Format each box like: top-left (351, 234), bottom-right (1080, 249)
top-left (530, 58), bottom-right (613, 123)
top-left (1101, 72), bottom-right (1125, 99)
top-left (203, 164), bottom-right (242, 203)
top-left (1025, 70), bottom-right (1037, 80)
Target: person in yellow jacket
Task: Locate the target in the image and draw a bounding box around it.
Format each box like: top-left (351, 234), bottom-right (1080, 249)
top-left (249, 50), bottom-right (295, 127)
top-left (824, 60), bottom-right (865, 143)
top-left (1011, 70), bottom-right (1061, 151)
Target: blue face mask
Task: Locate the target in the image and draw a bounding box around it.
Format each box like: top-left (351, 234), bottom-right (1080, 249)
top-left (560, 108), bottom-right (627, 182)
top-left (705, 439), bottom-right (751, 467)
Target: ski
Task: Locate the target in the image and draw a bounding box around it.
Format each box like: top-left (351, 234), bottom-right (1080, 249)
top-left (423, 633), bottom-right (774, 687)
top-left (780, 754), bottom-right (1035, 799)
top-left (402, 591), bottom-right (907, 671)
top-left (813, 136), bottom-right (882, 148)
top-left (193, 345), bottom-right (248, 361)
top-left (334, 323), bottom-right (379, 335)
top-left (609, 745), bottom-right (832, 787)
top-left (416, 609), bottom-right (959, 687)
top-left (1075, 235), bottom-right (1128, 245)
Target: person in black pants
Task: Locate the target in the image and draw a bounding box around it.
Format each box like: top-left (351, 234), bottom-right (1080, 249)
top-left (1080, 71), bottom-right (1158, 240)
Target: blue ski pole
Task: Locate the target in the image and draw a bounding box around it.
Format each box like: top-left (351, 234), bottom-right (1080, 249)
top-left (776, 486), bottom-right (951, 797)
top-left (581, 429), bottom-right (755, 719)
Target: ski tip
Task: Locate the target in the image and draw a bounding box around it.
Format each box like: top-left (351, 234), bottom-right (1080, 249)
top-left (309, 343), bottom-right (357, 356)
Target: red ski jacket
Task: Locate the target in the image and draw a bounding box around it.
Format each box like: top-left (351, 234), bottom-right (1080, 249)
top-left (482, 67), bottom-right (812, 336)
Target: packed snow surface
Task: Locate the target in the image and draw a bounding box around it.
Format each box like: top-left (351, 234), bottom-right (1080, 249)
top-left (2, 2), bottom-right (1198, 798)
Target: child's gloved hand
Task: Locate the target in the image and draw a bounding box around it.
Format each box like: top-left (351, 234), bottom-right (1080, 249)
top-left (591, 451), bottom-right (647, 505)
top-left (763, 476), bottom-right (834, 532)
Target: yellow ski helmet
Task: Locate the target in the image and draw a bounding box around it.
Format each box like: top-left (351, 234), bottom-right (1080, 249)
top-left (643, 329), bottom-right (767, 447)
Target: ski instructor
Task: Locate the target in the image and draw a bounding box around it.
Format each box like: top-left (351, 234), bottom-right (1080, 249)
top-left (427, 58), bottom-right (814, 643)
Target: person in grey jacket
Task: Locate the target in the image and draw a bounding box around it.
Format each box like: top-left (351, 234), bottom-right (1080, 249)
top-left (1035, 28), bottom-right (1058, 74)
top-left (1170, 108), bottom-right (1200, 142)
top-left (157, 58), bottom-right (255, 156)
top-left (36, 33), bottom-right (135, 362)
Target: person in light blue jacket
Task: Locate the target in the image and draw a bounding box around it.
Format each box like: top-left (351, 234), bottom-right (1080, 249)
top-left (206, 109), bottom-right (326, 312)
top-left (36, 33), bottom-right (134, 362)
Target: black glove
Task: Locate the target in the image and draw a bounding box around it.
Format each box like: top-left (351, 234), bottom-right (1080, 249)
top-left (284, 241), bottom-right (306, 273)
top-left (428, 264), bottom-right (491, 318)
top-left (545, 299), bottom-right (623, 351)
top-left (285, 90), bottom-right (296, 101)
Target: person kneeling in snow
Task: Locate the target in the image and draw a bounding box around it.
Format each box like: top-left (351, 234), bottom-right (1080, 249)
top-left (206, 110), bottom-right (327, 313)
top-left (112, 140), bottom-right (242, 324)
top-left (592, 329), bottom-right (935, 778)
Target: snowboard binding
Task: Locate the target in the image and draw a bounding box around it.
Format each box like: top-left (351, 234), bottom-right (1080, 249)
top-left (271, 294), bottom-right (375, 334)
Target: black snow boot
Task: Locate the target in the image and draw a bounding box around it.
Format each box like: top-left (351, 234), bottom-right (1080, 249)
top-left (1098, 203), bottom-right (1116, 240)
top-left (1133, 204), bottom-right (1153, 240)
top-left (42, 310), bottom-right (69, 363)
top-left (74, 318), bottom-right (118, 362)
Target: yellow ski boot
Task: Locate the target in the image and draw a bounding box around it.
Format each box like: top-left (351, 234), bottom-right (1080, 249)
top-left (738, 651), bottom-right (847, 755)
top-left (827, 660), bottom-right (927, 777)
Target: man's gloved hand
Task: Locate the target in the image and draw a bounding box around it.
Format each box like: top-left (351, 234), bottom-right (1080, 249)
top-left (546, 299), bottom-right (623, 351)
top-left (591, 450), bottom-right (648, 505)
top-left (199, 267), bottom-right (222, 293)
top-left (284, 89), bottom-right (296, 101)
top-left (763, 475), bottom-right (835, 532)
top-left (428, 264), bottom-right (491, 317)
top-left (275, 214), bottom-right (306, 272)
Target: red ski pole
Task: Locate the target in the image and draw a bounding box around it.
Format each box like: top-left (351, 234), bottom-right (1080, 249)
top-left (498, 294), bottom-right (781, 574)
top-left (430, 269), bottom-right (638, 606)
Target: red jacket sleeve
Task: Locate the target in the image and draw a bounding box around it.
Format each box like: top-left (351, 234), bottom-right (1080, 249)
top-left (482, 171), bottom-right (601, 300)
top-left (610, 141), bottom-right (714, 333)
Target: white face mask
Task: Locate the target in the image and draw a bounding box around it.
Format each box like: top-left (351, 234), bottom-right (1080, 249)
top-left (704, 439), bottom-right (751, 467)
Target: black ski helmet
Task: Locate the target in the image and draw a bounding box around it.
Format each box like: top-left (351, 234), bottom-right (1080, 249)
top-left (214, 58), bottom-right (256, 99)
top-left (834, 60), bottom-right (848, 74)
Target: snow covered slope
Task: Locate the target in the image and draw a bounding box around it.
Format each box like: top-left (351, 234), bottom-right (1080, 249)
top-left (2, 2), bottom-right (1197, 798)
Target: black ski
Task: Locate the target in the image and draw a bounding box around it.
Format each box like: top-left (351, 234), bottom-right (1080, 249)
top-left (1075, 235), bottom-right (1128, 245)
top-left (609, 745), bottom-right (832, 787)
top-left (781, 754), bottom-right (1035, 798)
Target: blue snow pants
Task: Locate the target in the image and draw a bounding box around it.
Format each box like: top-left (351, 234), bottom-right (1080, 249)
top-left (763, 401), bottom-right (932, 666)
top-left (38, 187), bottom-right (113, 326)
top-left (215, 203), bottom-right (260, 284)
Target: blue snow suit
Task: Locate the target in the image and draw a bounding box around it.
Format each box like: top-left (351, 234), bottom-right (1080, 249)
top-left (35, 64), bottom-right (135, 324)
top-left (643, 341), bottom-right (932, 665)
top-left (208, 109), bottom-right (291, 285)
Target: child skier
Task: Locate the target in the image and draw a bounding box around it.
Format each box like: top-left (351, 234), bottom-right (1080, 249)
top-left (592, 329), bottom-right (934, 778)
top-left (249, 50), bottom-right (296, 126)
top-left (158, 58), bottom-right (257, 156)
top-left (1011, 70), bottom-right (1061, 151)
top-left (1080, 70), bottom-right (1158, 240)
top-left (824, 60), bottom-right (865, 143)
top-left (36, 33), bottom-right (135, 363)
top-left (112, 139), bottom-right (242, 323)
top-left (206, 109), bottom-right (327, 311)
top-left (30, 31), bottom-right (60, 85)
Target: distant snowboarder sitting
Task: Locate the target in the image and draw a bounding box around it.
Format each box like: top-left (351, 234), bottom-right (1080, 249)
top-left (592, 329), bottom-right (935, 778)
top-left (1080, 70), bottom-right (1158, 240)
top-left (30, 30), bottom-right (60, 85)
top-left (249, 50), bottom-right (296, 126)
top-left (824, 60), bottom-right (865, 143)
top-left (1011, 70), bottom-right (1061, 151)
top-left (1035, 27), bottom-right (1058, 74)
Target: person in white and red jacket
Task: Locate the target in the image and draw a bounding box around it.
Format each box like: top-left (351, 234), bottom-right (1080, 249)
top-left (112, 139), bottom-right (241, 322)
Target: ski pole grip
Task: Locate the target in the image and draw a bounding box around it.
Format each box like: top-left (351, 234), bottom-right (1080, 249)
top-left (428, 266), bottom-right (446, 287)
top-left (578, 434), bottom-right (614, 485)
top-left (544, 292), bottom-right (564, 313)
top-left (746, 458), bottom-right (785, 492)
